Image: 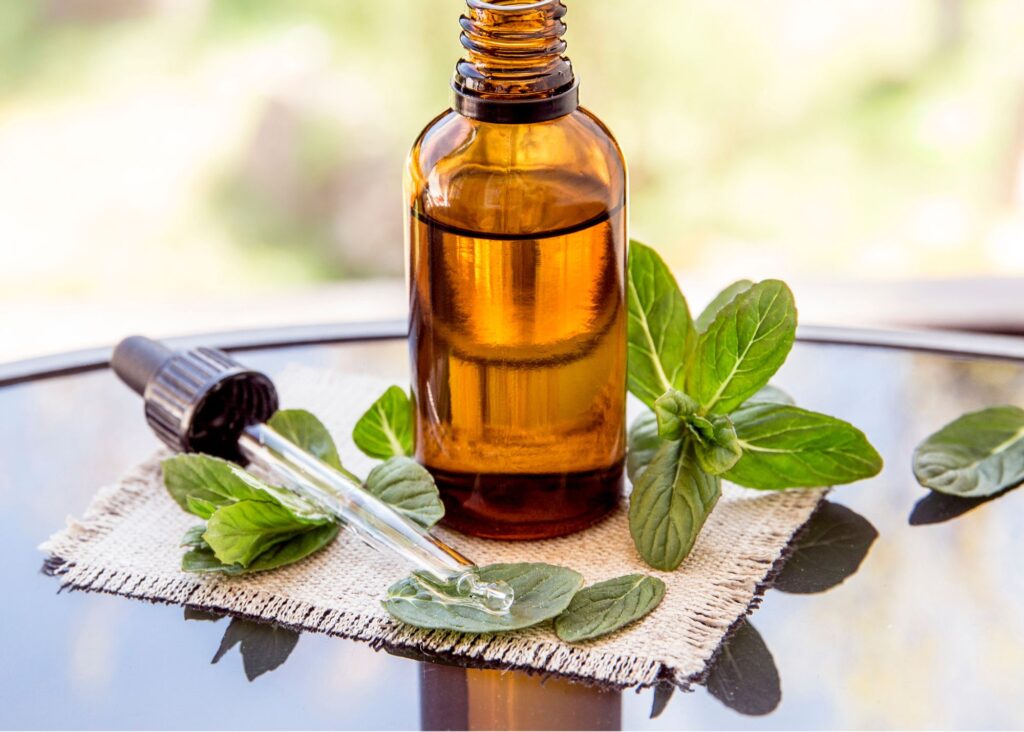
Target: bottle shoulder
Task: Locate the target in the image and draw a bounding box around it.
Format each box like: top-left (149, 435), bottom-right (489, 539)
top-left (405, 108), bottom-right (626, 234)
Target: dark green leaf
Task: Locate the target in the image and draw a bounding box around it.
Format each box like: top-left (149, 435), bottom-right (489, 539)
top-left (743, 384), bottom-right (795, 406)
top-left (626, 240), bottom-right (695, 408)
top-left (706, 620), bottom-right (780, 716)
top-left (774, 501), bottom-right (877, 594)
top-left (180, 525), bottom-right (208, 548)
top-left (353, 386), bottom-right (415, 459)
top-left (688, 280), bottom-right (796, 414)
top-left (695, 279), bottom-right (753, 332)
top-left (212, 618), bottom-right (301, 681)
top-left (181, 545), bottom-right (243, 575)
top-left (724, 403), bottom-right (882, 489)
top-left (267, 409), bottom-right (342, 469)
top-left (383, 563), bottom-right (584, 633)
top-left (912, 405), bottom-right (1024, 497)
top-left (628, 439), bottom-right (721, 571)
top-left (627, 412), bottom-right (660, 484)
top-left (554, 574), bottom-right (665, 643)
top-left (365, 457), bottom-right (444, 528)
top-left (203, 500), bottom-right (329, 568)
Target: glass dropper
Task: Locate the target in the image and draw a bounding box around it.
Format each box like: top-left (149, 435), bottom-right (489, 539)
top-left (238, 422), bottom-right (513, 613)
top-left (109, 335), bottom-right (514, 615)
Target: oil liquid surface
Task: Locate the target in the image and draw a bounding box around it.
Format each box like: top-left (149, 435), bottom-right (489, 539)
top-left (409, 204), bottom-right (626, 539)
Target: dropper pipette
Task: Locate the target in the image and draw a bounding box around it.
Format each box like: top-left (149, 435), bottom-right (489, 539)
top-left (110, 336), bottom-right (513, 614)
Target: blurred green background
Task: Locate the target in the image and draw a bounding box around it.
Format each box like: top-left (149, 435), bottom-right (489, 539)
top-left (2, 0), bottom-right (1024, 360)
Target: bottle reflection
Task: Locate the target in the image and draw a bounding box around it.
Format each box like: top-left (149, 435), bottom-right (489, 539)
top-left (420, 663), bottom-right (621, 731)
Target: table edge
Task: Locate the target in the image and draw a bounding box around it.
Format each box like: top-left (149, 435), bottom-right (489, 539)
top-left (2, 321), bottom-right (1022, 389)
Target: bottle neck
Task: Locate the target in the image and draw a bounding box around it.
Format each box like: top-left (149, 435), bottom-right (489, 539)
top-left (451, 0), bottom-right (579, 124)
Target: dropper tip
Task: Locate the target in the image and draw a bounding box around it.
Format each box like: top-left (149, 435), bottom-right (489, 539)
top-left (457, 573), bottom-right (515, 614)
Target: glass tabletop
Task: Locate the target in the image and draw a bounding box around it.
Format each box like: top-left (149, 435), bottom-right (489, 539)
top-left (2, 327), bottom-right (1023, 730)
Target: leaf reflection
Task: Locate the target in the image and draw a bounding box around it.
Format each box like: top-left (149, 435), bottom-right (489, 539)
top-left (183, 607), bottom-right (301, 681)
top-left (705, 619), bottom-right (780, 716)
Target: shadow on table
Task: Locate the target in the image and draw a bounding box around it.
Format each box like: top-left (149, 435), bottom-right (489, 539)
top-left (909, 482), bottom-right (1023, 525)
top-left (180, 499), bottom-right (878, 725)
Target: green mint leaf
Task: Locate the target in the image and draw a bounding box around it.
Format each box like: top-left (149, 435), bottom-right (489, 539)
top-left (912, 405), bottom-right (1024, 497)
top-left (724, 403), bottom-right (882, 490)
top-left (162, 454), bottom-right (271, 514)
top-left (180, 525), bottom-right (208, 548)
top-left (628, 439), bottom-right (721, 570)
top-left (267, 409), bottom-right (342, 469)
top-left (365, 457), bottom-right (444, 529)
top-left (185, 496), bottom-right (217, 520)
top-left (163, 453), bottom-right (327, 521)
top-left (627, 412), bottom-right (660, 484)
top-left (653, 390), bottom-right (741, 475)
top-left (181, 524), bottom-right (338, 576)
top-left (653, 390), bottom-right (700, 440)
top-left (688, 280), bottom-right (796, 414)
top-left (695, 279), bottom-right (753, 332)
top-left (244, 523), bottom-right (340, 573)
top-left (181, 545), bottom-right (243, 575)
top-left (692, 414), bottom-right (742, 475)
top-left (626, 240), bottom-right (695, 409)
top-left (554, 574), bottom-right (665, 643)
top-left (202, 500), bottom-right (330, 568)
top-left (353, 386), bottom-right (415, 459)
top-left (743, 384), bottom-right (795, 406)
top-left (383, 563), bottom-right (584, 633)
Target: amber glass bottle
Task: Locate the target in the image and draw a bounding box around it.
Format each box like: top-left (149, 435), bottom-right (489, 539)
top-left (405, 0), bottom-right (626, 539)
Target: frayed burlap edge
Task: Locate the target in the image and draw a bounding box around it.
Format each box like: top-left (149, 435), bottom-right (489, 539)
top-left (40, 454), bottom-right (822, 693)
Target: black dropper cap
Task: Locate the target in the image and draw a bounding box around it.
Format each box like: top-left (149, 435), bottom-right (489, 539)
top-left (111, 336), bottom-right (279, 463)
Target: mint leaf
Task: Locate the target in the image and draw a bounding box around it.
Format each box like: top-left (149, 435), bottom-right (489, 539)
top-left (653, 390), bottom-right (741, 475)
top-left (365, 457), bottom-right (444, 529)
top-left (912, 405), bottom-right (1024, 497)
top-left (182, 545), bottom-right (244, 575)
top-left (653, 390), bottom-right (700, 441)
top-left (725, 403), bottom-right (882, 490)
top-left (353, 386), bottom-right (415, 459)
top-left (627, 412), bottom-right (660, 484)
top-left (695, 279), bottom-right (753, 332)
top-left (162, 454), bottom-right (271, 514)
top-left (185, 496), bottom-right (217, 520)
top-left (554, 574), bottom-right (665, 643)
top-left (688, 280), bottom-right (796, 414)
top-left (267, 409), bottom-right (343, 469)
top-left (244, 523), bottom-right (340, 573)
top-left (383, 563), bottom-right (584, 633)
top-left (626, 240), bottom-right (695, 409)
top-left (743, 384), bottom-right (795, 406)
top-left (628, 439), bottom-right (721, 571)
top-left (691, 414), bottom-right (742, 476)
top-left (180, 525), bottom-right (208, 548)
top-left (203, 500), bottom-right (330, 568)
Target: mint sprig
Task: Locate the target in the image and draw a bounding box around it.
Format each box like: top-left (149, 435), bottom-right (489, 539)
top-left (626, 240), bottom-right (883, 571)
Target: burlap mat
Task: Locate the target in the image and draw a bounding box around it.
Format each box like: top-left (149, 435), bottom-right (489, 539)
top-left (41, 366), bottom-right (824, 690)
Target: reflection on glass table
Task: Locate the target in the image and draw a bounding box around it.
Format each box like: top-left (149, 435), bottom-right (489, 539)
top-left (1, 328), bottom-right (1023, 730)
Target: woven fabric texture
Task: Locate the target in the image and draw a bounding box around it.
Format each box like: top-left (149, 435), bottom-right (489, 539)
top-left (42, 366), bottom-right (824, 690)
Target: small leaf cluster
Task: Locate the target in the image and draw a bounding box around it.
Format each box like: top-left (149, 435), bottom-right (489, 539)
top-left (384, 564), bottom-right (666, 642)
top-left (626, 241), bottom-right (883, 571)
top-left (163, 397), bottom-right (442, 576)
